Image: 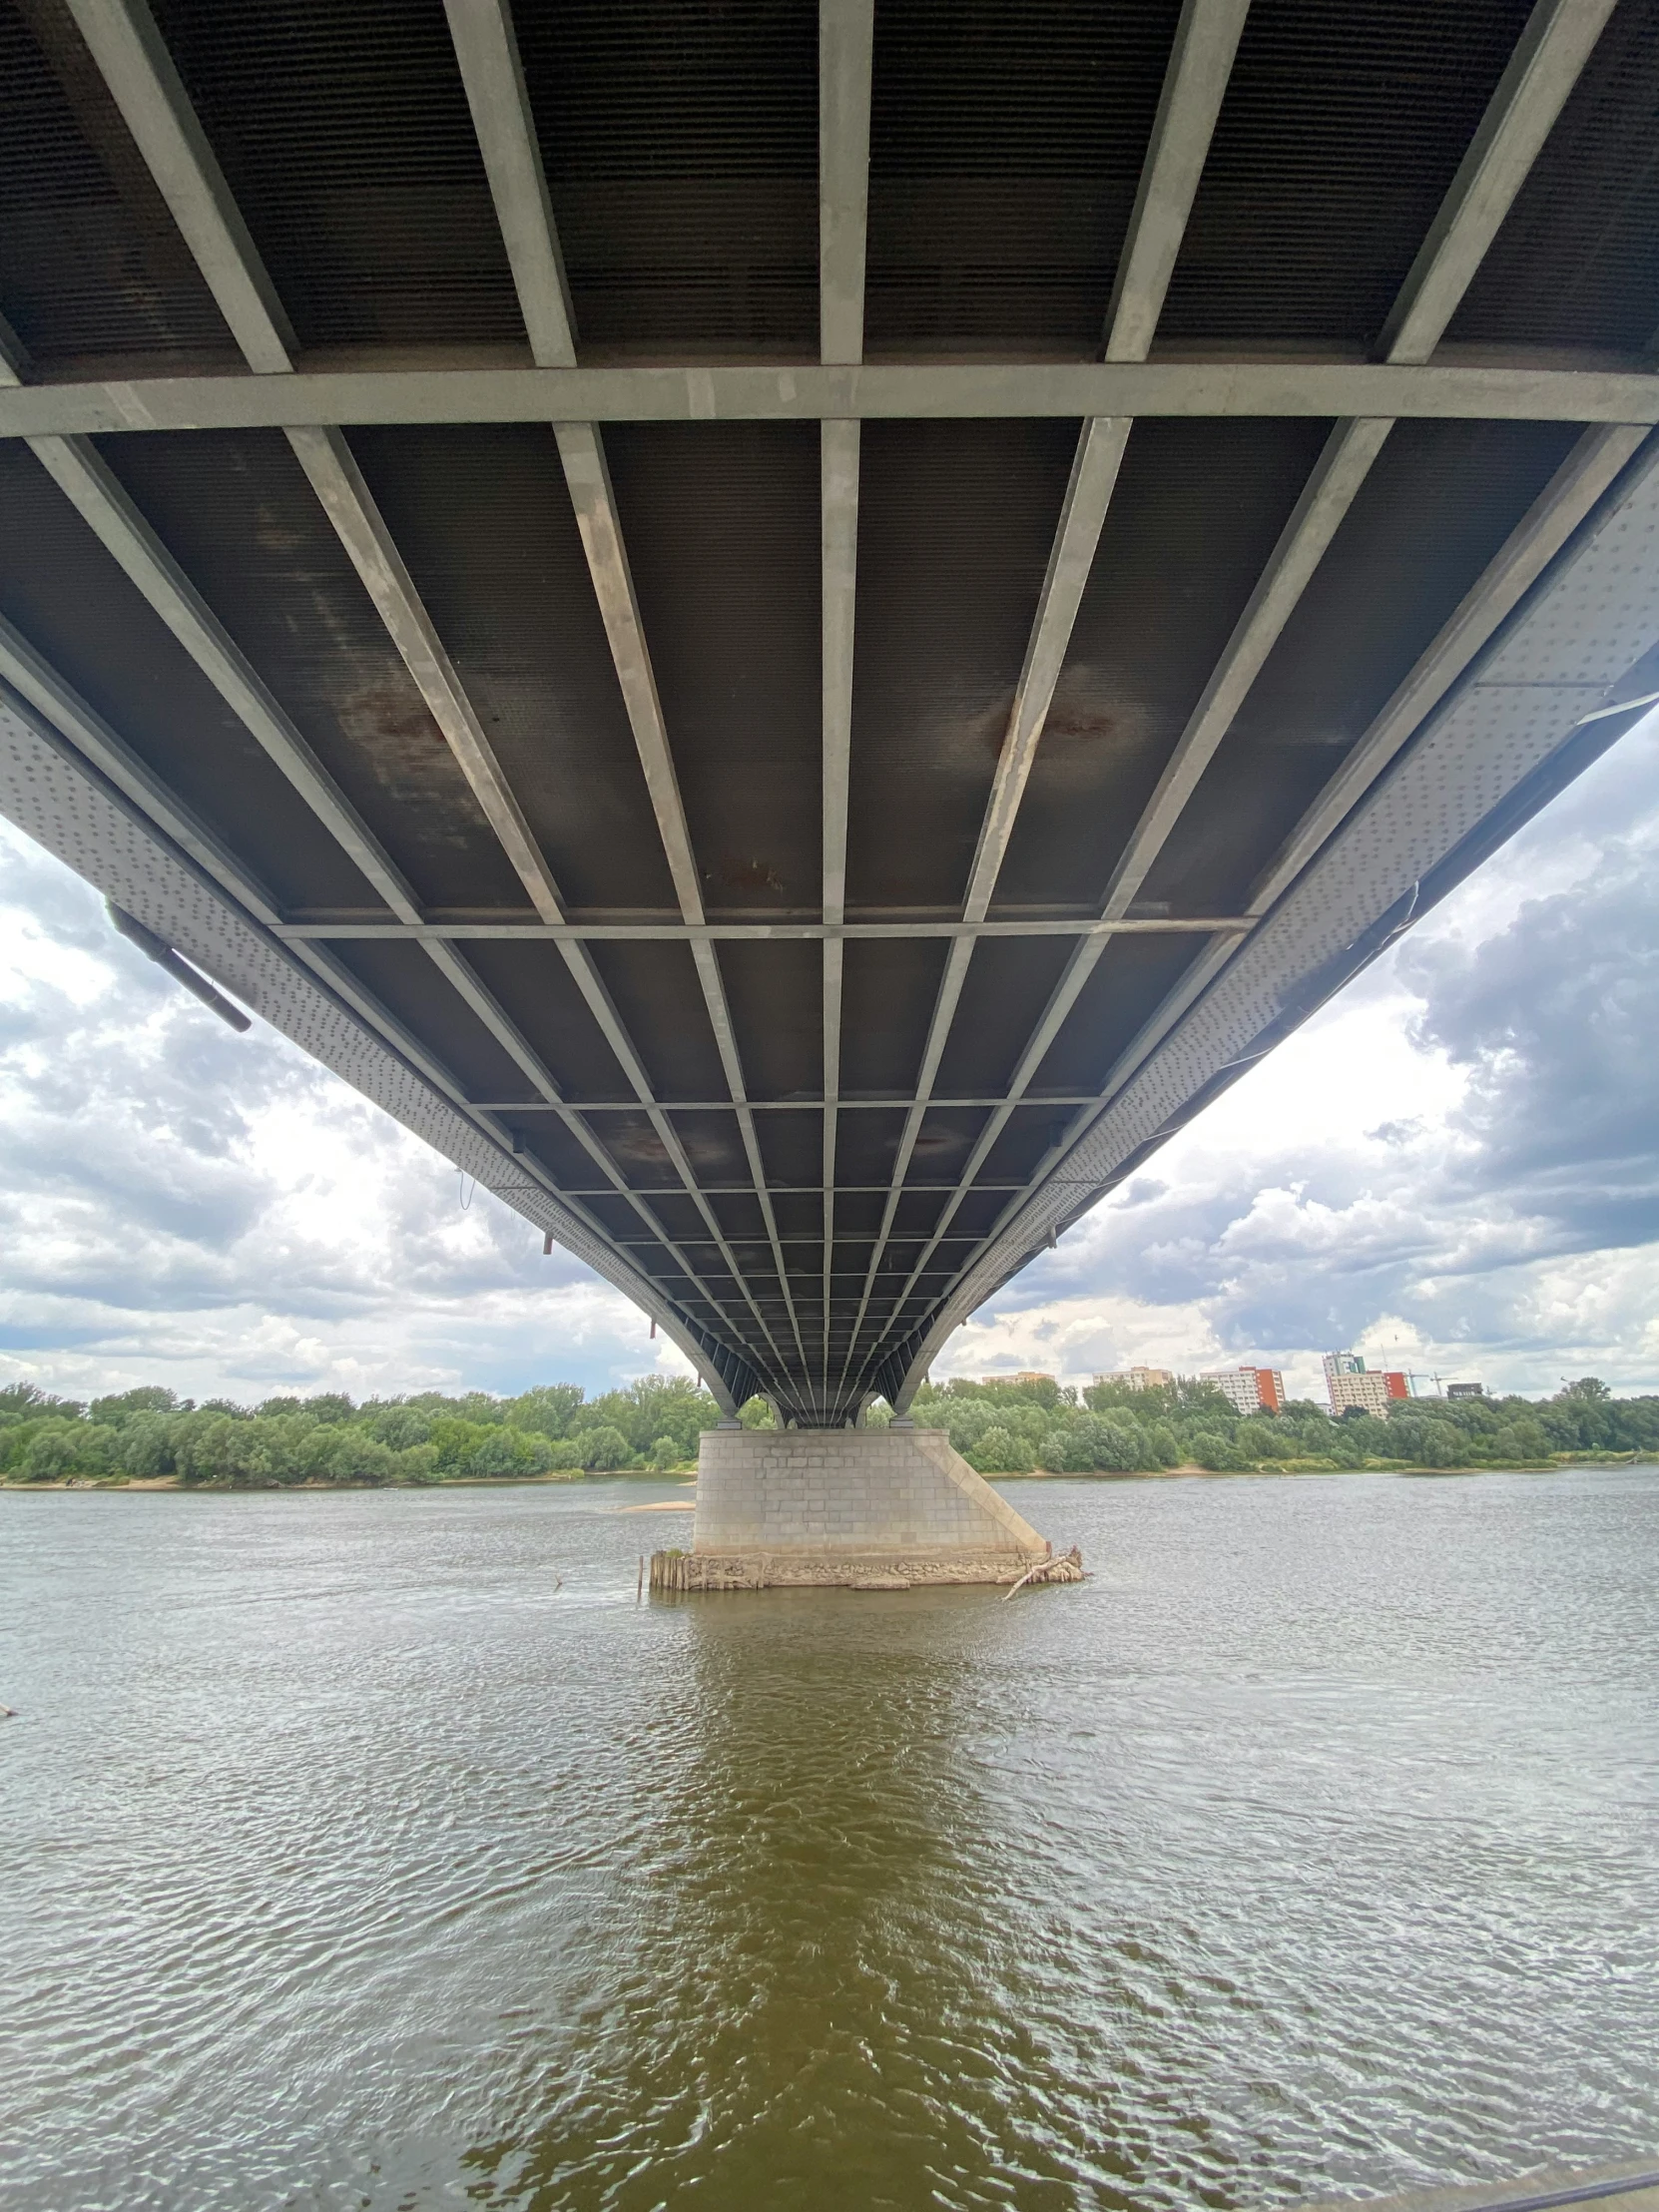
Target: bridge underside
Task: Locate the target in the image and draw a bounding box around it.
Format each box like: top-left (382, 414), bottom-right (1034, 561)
top-left (3, 0), bottom-right (1659, 1423)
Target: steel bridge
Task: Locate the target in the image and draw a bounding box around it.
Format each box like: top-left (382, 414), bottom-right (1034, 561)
top-left (3, 0), bottom-right (1659, 1422)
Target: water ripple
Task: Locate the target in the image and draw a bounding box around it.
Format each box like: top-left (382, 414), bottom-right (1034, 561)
top-left (2, 1471), bottom-right (1657, 2210)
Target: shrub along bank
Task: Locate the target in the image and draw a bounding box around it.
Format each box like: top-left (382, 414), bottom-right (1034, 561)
top-left (0, 1376), bottom-right (717, 1487)
top-left (902, 1373), bottom-right (1659, 1473)
top-left (2, 1373), bottom-right (1653, 1488)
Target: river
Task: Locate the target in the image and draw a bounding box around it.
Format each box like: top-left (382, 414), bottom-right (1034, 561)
top-left (3, 1467), bottom-right (1657, 2211)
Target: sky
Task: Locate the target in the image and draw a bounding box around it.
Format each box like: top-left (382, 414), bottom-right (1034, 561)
top-left (4, 709), bottom-right (1658, 1410)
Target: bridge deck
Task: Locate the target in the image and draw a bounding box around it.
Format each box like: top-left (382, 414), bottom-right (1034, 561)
top-left (2, 0), bottom-right (1659, 1419)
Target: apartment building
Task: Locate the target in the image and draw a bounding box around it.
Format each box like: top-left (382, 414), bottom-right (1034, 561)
top-left (1202, 1367), bottom-right (1287, 1416)
top-left (1323, 1353), bottom-right (1410, 1415)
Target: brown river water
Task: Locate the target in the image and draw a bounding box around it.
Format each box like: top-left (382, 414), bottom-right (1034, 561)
top-left (3, 1468), bottom-right (1657, 2212)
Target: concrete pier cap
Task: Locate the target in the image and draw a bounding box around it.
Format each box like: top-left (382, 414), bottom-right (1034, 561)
top-left (649, 1425), bottom-right (1085, 1592)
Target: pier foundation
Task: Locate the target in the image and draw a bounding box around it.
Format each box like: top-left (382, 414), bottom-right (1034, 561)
top-left (650, 1425), bottom-right (1082, 1591)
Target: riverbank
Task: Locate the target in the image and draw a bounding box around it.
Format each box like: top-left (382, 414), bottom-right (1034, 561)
top-left (1001, 1449), bottom-right (1658, 1478)
top-left (5, 1455), bottom-right (1652, 1492)
top-left (3, 1468), bottom-right (699, 1492)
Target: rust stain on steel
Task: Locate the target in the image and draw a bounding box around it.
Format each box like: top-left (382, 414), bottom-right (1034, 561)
top-left (706, 852), bottom-right (787, 897)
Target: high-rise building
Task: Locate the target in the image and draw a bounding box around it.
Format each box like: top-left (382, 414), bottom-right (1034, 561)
top-left (1323, 1354), bottom-right (1409, 1415)
top-left (1446, 1382), bottom-right (1485, 1399)
top-left (1203, 1367), bottom-right (1286, 1416)
top-left (1094, 1367), bottom-right (1174, 1392)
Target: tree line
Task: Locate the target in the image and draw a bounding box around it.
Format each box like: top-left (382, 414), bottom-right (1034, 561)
top-left (2, 1371), bottom-right (1654, 1488)
top-left (904, 1373), bottom-right (1659, 1473)
top-left (0, 1376), bottom-right (716, 1486)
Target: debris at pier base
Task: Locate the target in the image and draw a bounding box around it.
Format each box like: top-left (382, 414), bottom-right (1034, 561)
top-left (650, 1544), bottom-right (1085, 1593)
top-left (647, 1427), bottom-right (1084, 1593)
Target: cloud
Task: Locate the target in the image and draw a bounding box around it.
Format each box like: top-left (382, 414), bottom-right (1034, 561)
top-left (1403, 847), bottom-right (1659, 1248)
top-left (958, 711), bottom-right (1659, 1401)
top-left (0, 821), bottom-right (688, 1404)
top-left (6, 709), bottom-right (1659, 1408)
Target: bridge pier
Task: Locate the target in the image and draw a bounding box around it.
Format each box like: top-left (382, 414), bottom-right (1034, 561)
top-left (651, 1426), bottom-right (1081, 1591)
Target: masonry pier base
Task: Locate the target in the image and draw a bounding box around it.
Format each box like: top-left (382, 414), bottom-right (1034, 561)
top-left (649, 1426), bottom-right (1084, 1593)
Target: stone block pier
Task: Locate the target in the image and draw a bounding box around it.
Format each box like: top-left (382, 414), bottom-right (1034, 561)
top-left (649, 1425), bottom-right (1084, 1591)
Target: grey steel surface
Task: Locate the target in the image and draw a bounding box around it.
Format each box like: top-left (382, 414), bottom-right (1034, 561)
top-left (3, 0), bottom-right (1659, 1420)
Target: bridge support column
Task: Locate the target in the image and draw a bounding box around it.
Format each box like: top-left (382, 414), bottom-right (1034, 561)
top-left (651, 1427), bottom-right (1082, 1591)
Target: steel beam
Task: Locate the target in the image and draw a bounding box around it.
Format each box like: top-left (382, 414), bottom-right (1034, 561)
top-left (0, 313), bottom-right (27, 382)
top-left (543, 1182), bottom-right (1032, 1197)
top-left (26, 432), bottom-right (423, 922)
top-left (60, 0), bottom-right (295, 372)
top-left (0, 665), bottom-right (750, 1408)
top-left (51, 0), bottom-right (796, 1392)
top-left (1103, 0), bottom-right (1252, 361)
top-left (838, 0), bottom-right (1248, 1396)
top-left (442, 0), bottom-right (577, 368)
top-left (819, 0), bottom-right (874, 1394)
top-left (1378, 0), bottom-right (1620, 366)
top-left (275, 915), bottom-right (1252, 941)
top-left (850, 0), bottom-right (1619, 1395)
top-left (892, 430), bottom-right (1659, 1406)
top-left (821, 417), bottom-right (858, 1373)
top-left (10, 359), bottom-right (1659, 440)
top-left (284, 424), bottom-right (567, 919)
top-left (473, 1095), bottom-right (1104, 1112)
top-left (820, 0), bottom-right (874, 370)
top-left (449, 0), bottom-right (801, 1379)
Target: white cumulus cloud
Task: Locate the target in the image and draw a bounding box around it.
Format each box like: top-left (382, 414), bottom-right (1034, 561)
top-left (5, 708), bottom-right (1659, 1407)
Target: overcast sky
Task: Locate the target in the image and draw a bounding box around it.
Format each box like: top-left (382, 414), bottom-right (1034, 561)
top-left (4, 711), bottom-right (1658, 1408)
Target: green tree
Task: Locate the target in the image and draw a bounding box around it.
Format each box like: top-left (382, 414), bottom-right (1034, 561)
top-left (301, 1392), bottom-right (355, 1425)
top-left (363, 1402), bottom-right (433, 1450)
top-left (1048, 1413), bottom-right (1148, 1472)
top-left (506, 1383), bottom-right (585, 1439)
top-left (1187, 1427), bottom-right (1247, 1472)
top-left (90, 1386), bottom-right (176, 1425)
top-left (1491, 1416), bottom-right (1550, 1463)
top-left (429, 1416), bottom-right (491, 1474)
top-left (1146, 1421), bottom-right (1182, 1467)
top-left (967, 1425), bottom-right (1034, 1474)
top-left (1387, 1415), bottom-right (1461, 1468)
top-left (118, 1411), bottom-right (178, 1477)
top-left (574, 1423), bottom-right (633, 1470)
top-left (20, 1418), bottom-right (115, 1480)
